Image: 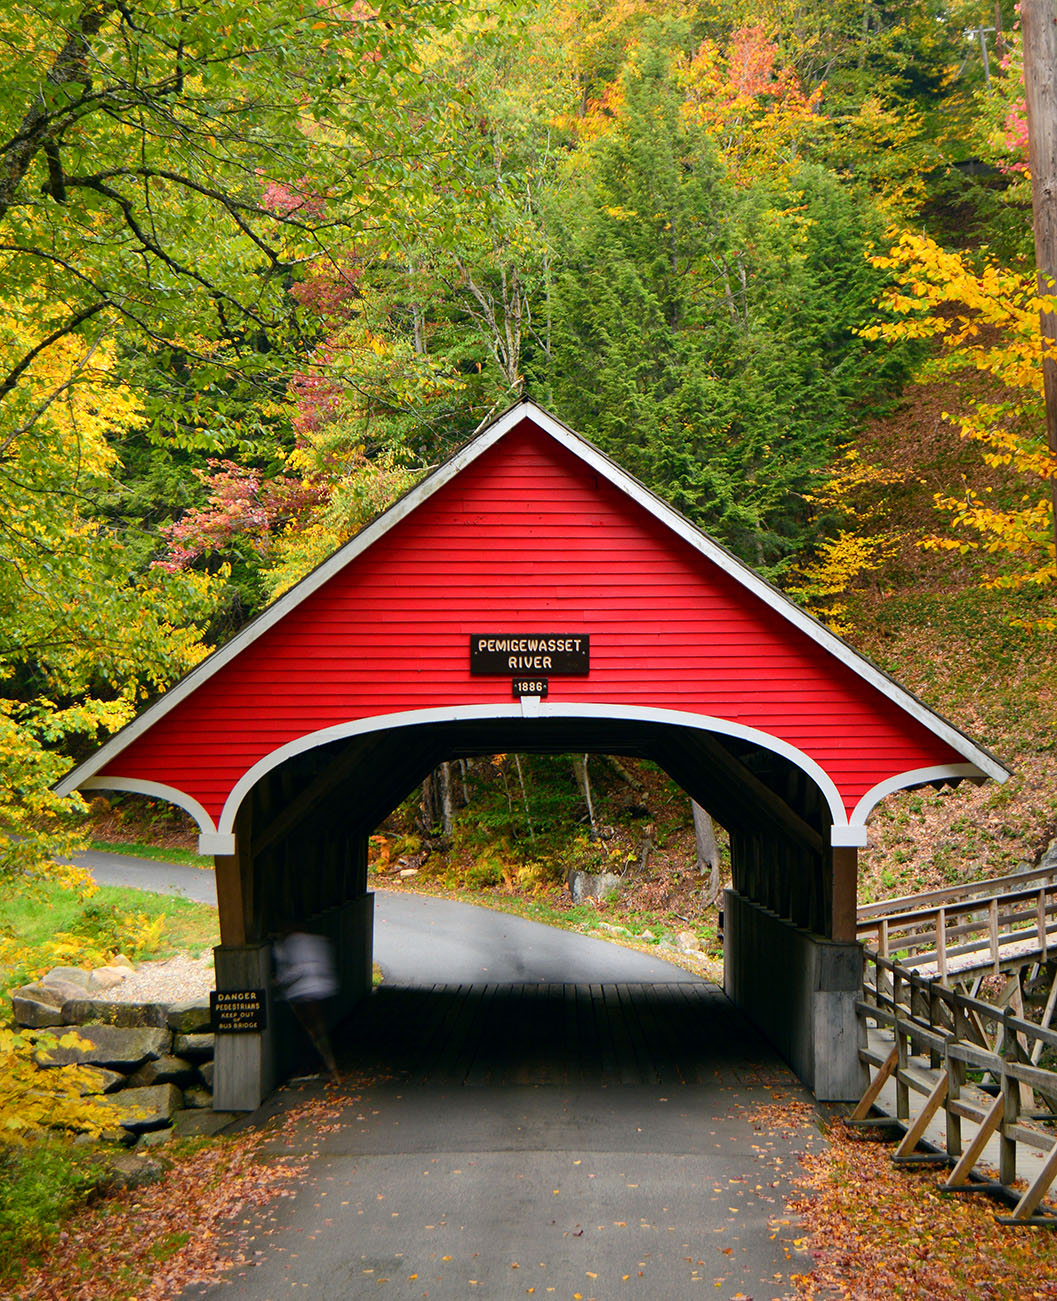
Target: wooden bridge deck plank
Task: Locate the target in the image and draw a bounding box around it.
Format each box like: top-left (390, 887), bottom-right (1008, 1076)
top-left (343, 980), bottom-right (734, 1090)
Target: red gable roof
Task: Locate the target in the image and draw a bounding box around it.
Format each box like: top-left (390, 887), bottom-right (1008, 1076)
top-left (58, 402), bottom-right (1007, 853)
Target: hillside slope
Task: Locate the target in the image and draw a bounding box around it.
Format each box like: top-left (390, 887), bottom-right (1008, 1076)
top-left (833, 377), bottom-right (1057, 901)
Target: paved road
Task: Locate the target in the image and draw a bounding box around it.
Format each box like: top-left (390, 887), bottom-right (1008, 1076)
top-left (77, 849), bottom-right (219, 905)
top-left (78, 851), bottom-right (700, 985)
top-left (185, 995), bottom-right (819, 1301)
top-left (86, 851), bottom-right (821, 1298)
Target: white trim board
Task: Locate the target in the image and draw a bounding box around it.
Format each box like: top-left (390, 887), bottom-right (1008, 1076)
top-left (55, 400), bottom-right (1011, 801)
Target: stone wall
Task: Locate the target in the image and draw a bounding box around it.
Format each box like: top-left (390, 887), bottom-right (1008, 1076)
top-left (11, 965), bottom-right (231, 1144)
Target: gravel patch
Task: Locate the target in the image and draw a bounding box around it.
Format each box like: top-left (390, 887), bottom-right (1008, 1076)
top-left (106, 954), bottom-right (215, 1005)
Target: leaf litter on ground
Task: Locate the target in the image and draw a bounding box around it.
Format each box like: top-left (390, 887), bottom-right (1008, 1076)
top-left (14, 1082), bottom-right (355, 1300)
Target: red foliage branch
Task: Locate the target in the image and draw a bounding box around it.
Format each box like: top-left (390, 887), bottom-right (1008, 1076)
top-left (155, 460), bottom-right (323, 571)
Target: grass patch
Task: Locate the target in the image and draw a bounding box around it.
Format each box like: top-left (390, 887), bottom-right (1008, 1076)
top-left (88, 839), bottom-right (211, 868)
top-left (0, 874), bottom-right (218, 996)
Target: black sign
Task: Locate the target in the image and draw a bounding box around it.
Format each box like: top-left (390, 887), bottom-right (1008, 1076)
top-left (513, 677), bottom-right (549, 697)
top-left (211, 989), bottom-right (267, 1034)
top-left (470, 634), bottom-right (589, 674)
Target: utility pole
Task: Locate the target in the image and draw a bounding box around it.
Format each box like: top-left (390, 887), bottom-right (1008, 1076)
top-left (1020, 0), bottom-right (1057, 570)
top-left (965, 26), bottom-right (996, 87)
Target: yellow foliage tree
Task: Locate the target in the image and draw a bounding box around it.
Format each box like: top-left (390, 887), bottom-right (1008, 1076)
top-left (0, 304), bottom-right (218, 874)
top-left (862, 232), bottom-right (1057, 629)
top-left (677, 25), bottom-right (823, 188)
top-left (786, 451), bottom-right (903, 633)
top-left (0, 1029), bottom-right (108, 1140)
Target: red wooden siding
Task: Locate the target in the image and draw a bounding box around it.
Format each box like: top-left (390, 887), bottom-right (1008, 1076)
top-left (101, 418), bottom-right (967, 822)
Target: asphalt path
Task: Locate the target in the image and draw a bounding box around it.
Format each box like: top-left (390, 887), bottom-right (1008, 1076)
top-left (77, 848), bottom-right (219, 906)
top-left (192, 1073), bottom-right (821, 1301)
top-left (77, 850), bottom-right (700, 985)
top-left (85, 850), bottom-right (821, 1299)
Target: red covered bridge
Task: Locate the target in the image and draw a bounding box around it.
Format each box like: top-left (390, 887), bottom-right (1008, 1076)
top-left (58, 401), bottom-right (1008, 1108)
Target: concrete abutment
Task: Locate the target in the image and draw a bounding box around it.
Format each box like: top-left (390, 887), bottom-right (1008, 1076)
top-left (723, 888), bottom-right (865, 1101)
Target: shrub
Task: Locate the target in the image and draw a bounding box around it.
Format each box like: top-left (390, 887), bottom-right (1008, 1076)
top-left (0, 1137), bottom-right (105, 1266)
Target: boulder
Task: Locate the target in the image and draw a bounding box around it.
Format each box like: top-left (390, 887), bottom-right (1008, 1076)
top-left (182, 1085), bottom-right (213, 1109)
top-left (42, 966), bottom-right (90, 990)
top-left (167, 1000), bottom-right (213, 1034)
top-left (14, 981), bottom-right (65, 1009)
top-left (106, 1151), bottom-right (166, 1187)
top-left (127, 1055), bottom-right (198, 1088)
top-left (103, 1084), bottom-right (181, 1133)
top-left (198, 1060), bottom-right (215, 1089)
top-left (62, 999), bottom-right (169, 1029)
top-left (139, 1128), bottom-right (175, 1148)
top-left (676, 930), bottom-right (701, 954)
top-left (78, 1066), bottom-right (125, 1096)
top-left (110, 953), bottom-right (135, 970)
top-left (33, 977), bottom-right (89, 1005)
top-left (34, 1025), bottom-right (170, 1072)
top-left (11, 994), bottom-right (65, 1029)
top-left (173, 1032), bottom-right (215, 1059)
top-left (173, 1108), bottom-right (238, 1138)
top-left (567, 869), bottom-right (623, 904)
top-left (87, 967), bottom-right (129, 993)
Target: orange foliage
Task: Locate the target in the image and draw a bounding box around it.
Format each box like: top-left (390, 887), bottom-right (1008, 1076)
top-left (678, 26), bottom-right (822, 185)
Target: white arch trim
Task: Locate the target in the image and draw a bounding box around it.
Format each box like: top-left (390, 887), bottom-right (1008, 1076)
top-left (212, 702), bottom-right (851, 850)
top-left (850, 764), bottom-right (985, 831)
top-left (77, 777), bottom-right (225, 853)
top-left (81, 719), bottom-right (993, 858)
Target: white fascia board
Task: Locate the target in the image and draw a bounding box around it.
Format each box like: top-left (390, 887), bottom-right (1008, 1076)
top-left (199, 832), bottom-right (237, 856)
top-left (72, 776), bottom-right (235, 859)
top-left (55, 398), bottom-right (1009, 796)
top-left (851, 764), bottom-right (987, 829)
top-left (831, 825), bottom-right (869, 848)
top-left (74, 776), bottom-right (218, 835)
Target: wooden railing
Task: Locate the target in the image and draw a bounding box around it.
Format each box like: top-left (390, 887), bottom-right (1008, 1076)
top-left (856, 949), bottom-right (1057, 1225)
top-left (856, 865), bottom-right (1057, 982)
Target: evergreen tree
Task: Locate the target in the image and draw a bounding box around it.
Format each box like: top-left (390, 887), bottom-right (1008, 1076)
top-left (540, 38), bottom-right (899, 574)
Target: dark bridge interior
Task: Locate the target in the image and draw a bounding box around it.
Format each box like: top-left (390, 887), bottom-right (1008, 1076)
top-left (230, 716), bottom-right (835, 949)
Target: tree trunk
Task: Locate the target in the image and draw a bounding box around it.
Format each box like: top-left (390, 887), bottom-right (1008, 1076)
top-left (418, 772), bottom-right (436, 836)
top-left (639, 822), bottom-right (654, 874)
top-left (572, 754), bottom-right (597, 838)
top-left (692, 801), bottom-right (722, 906)
top-left (599, 754), bottom-right (646, 795)
top-left (437, 761), bottom-right (453, 838)
top-left (1021, 0), bottom-right (1057, 570)
top-left (513, 754), bottom-right (534, 843)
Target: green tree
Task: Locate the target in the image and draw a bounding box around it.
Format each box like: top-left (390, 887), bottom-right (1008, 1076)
top-left (541, 36), bottom-right (897, 573)
top-left (0, 1), bottom-right (454, 444)
top-left (0, 0), bottom-right (457, 871)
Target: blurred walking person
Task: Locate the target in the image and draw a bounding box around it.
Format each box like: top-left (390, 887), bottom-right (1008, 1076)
top-left (273, 928), bottom-right (340, 1084)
